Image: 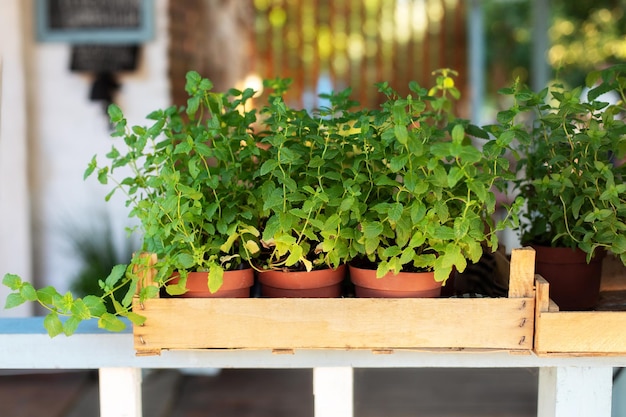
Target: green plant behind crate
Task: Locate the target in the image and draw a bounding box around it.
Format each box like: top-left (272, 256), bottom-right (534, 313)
top-left (491, 64), bottom-right (626, 264)
top-left (67, 217), bottom-right (137, 314)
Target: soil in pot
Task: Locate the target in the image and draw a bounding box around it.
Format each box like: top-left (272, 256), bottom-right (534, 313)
top-left (257, 265), bottom-right (346, 298)
top-left (348, 264), bottom-right (442, 298)
top-left (170, 268), bottom-right (254, 298)
top-left (532, 245), bottom-right (605, 311)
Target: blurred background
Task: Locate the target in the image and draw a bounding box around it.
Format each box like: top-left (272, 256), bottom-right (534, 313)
top-left (1, 0), bottom-right (625, 316)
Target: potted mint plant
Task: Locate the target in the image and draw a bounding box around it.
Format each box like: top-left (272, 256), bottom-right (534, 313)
top-left (252, 79), bottom-right (355, 297)
top-left (495, 65), bottom-right (626, 310)
top-left (3, 71), bottom-right (263, 335)
top-left (346, 69), bottom-right (522, 297)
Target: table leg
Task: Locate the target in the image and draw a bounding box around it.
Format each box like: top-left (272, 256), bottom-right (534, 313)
top-left (313, 367), bottom-right (353, 417)
top-left (538, 366), bottom-right (613, 417)
top-left (99, 367), bottom-right (143, 417)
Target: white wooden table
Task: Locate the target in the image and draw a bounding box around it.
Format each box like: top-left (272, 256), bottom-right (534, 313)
top-left (0, 317), bottom-right (623, 417)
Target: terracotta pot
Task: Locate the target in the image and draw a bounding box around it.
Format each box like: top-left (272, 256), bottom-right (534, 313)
top-left (532, 244), bottom-right (605, 311)
top-left (170, 269), bottom-right (254, 298)
top-left (257, 265), bottom-right (346, 298)
top-left (349, 265), bottom-right (442, 298)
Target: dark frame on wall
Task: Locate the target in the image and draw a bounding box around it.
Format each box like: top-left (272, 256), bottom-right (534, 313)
top-left (35, 0), bottom-right (154, 44)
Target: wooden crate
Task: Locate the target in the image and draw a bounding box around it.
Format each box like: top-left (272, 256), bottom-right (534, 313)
top-left (133, 248), bottom-right (536, 356)
top-left (534, 255), bottom-right (626, 356)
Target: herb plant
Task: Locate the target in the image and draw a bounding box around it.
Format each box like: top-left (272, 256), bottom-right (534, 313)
top-left (3, 71), bottom-right (263, 335)
top-left (254, 79), bottom-right (356, 271)
top-left (346, 70), bottom-right (522, 282)
top-left (497, 65), bottom-right (626, 264)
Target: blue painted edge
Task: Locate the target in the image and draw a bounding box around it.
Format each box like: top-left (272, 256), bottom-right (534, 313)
top-left (0, 317), bottom-right (132, 335)
top-left (35, 0), bottom-right (155, 44)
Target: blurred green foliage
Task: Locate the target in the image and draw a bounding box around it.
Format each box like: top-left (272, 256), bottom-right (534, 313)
top-left (485, 0), bottom-right (626, 90)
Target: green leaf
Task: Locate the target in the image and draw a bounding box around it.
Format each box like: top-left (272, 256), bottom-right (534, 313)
top-left (447, 166), bottom-right (464, 187)
top-left (141, 285), bottom-right (160, 300)
top-left (177, 252), bottom-right (195, 269)
top-left (208, 264), bottom-right (224, 294)
top-left (4, 293), bottom-right (26, 309)
top-left (390, 154), bottom-right (409, 172)
top-left (19, 283), bottom-right (38, 302)
top-left (432, 225), bottom-right (456, 240)
top-left (454, 218), bottom-right (469, 239)
top-left (434, 265), bottom-right (453, 283)
top-left (107, 104), bottom-right (124, 123)
top-left (84, 155), bottom-right (98, 180)
top-left (63, 316), bottom-right (82, 336)
top-left (263, 189), bottom-right (284, 212)
top-left (364, 236), bottom-right (380, 255)
top-left (104, 264), bottom-right (127, 289)
top-left (388, 203), bottom-right (404, 223)
top-left (36, 286), bottom-right (60, 305)
top-left (220, 231), bottom-right (240, 253)
top-left (410, 202), bottom-right (426, 223)
top-left (285, 244), bottom-right (304, 266)
top-left (83, 295), bottom-right (107, 317)
top-left (496, 110), bottom-right (516, 125)
top-left (572, 196), bottom-right (585, 219)
top-left (400, 247), bottom-right (417, 265)
top-left (44, 312), bottom-right (64, 338)
top-left (121, 278), bottom-right (139, 307)
top-left (612, 235), bottom-right (626, 254)
top-left (382, 246), bottom-right (402, 258)
top-left (111, 299), bottom-right (125, 314)
top-left (260, 159), bottom-right (279, 176)
top-left (126, 312), bottom-right (147, 326)
top-left (362, 222), bottom-right (384, 239)
top-left (451, 124), bottom-right (465, 144)
top-left (339, 197), bottom-right (355, 212)
top-left (375, 261), bottom-right (392, 278)
top-left (394, 124), bottom-right (409, 145)
top-left (186, 96), bottom-right (200, 117)
top-left (71, 299), bottom-right (92, 320)
top-left (2, 273), bottom-right (22, 290)
top-left (245, 239), bottom-right (261, 255)
top-left (98, 313), bottom-right (127, 332)
top-left (188, 158), bottom-right (200, 179)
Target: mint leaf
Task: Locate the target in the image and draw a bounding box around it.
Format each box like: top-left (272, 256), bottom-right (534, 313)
top-left (2, 273), bottom-right (22, 291)
top-left (44, 312), bottom-right (64, 338)
top-left (4, 293), bottom-right (25, 309)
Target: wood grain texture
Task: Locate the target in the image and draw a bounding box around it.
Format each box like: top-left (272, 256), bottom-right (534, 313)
top-left (534, 256), bottom-right (626, 355)
top-left (535, 311), bottom-right (626, 354)
top-left (133, 248), bottom-right (537, 354)
top-left (133, 297), bottom-right (534, 352)
top-left (508, 247), bottom-right (536, 298)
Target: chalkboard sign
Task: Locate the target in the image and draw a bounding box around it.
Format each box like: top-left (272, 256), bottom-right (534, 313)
top-left (36, 0), bottom-right (154, 44)
top-left (70, 45), bottom-right (139, 72)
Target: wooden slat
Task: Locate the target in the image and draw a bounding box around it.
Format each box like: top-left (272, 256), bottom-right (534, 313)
top-left (133, 297), bottom-right (534, 352)
top-left (535, 258), bottom-right (626, 355)
top-left (535, 275), bottom-right (550, 313)
top-left (508, 247), bottom-right (536, 298)
top-left (535, 311), bottom-right (626, 355)
top-left (534, 275), bottom-right (551, 355)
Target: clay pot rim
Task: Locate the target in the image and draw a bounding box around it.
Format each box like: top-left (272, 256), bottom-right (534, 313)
top-left (257, 264), bottom-right (346, 290)
top-left (348, 264), bottom-right (440, 292)
top-left (170, 268), bottom-right (254, 291)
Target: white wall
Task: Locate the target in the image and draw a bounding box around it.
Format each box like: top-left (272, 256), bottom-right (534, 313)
top-left (32, 0), bottom-right (171, 294)
top-left (0, 0), bottom-right (170, 311)
top-left (0, 0), bottom-right (32, 316)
